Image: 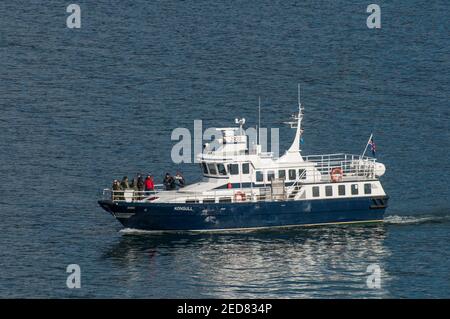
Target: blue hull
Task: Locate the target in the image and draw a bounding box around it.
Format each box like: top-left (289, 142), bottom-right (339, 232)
top-left (98, 196), bottom-right (388, 231)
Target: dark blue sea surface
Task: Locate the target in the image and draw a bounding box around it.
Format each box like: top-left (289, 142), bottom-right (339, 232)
top-left (0, 1), bottom-right (449, 298)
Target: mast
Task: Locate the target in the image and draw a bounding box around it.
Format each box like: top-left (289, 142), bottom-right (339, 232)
top-left (286, 84), bottom-right (304, 156)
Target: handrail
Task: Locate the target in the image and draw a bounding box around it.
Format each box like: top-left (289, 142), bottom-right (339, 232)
top-left (286, 169), bottom-right (307, 196)
top-left (304, 153), bottom-right (375, 162)
top-left (103, 186), bottom-right (275, 204)
top-left (303, 154), bottom-right (377, 183)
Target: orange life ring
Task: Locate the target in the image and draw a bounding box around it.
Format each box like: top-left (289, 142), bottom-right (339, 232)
top-left (330, 167), bottom-right (343, 182)
top-left (234, 191), bottom-right (246, 202)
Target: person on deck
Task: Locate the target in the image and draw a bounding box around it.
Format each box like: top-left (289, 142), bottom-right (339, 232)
top-left (120, 176), bottom-right (130, 189)
top-left (112, 179), bottom-right (123, 200)
top-left (137, 174), bottom-right (144, 191)
top-left (163, 173), bottom-right (176, 190)
top-left (112, 180), bottom-right (122, 191)
top-left (175, 171), bottom-right (185, 188)
top-left (145, 175), bottom-right (155, 194)
top-left (130, 177), bottom-right (138, 190)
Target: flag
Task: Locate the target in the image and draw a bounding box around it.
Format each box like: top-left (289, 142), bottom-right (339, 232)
top-left (369, 137), bottom-right (376, 156)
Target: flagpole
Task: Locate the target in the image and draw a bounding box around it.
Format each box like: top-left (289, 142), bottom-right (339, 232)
top-left (361, 133), bottom-right (373, 158)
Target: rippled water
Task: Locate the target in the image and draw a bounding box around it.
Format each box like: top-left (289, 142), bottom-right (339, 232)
top-left (0, 1), bottom-right (449, 298)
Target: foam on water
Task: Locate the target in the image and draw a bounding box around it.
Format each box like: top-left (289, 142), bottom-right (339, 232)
top-left (385, 214), bottom-right (450, 225)
top-left (120, 228), bottom-right (172, 235)
top-left (120, 226), bottom-right (288, 235)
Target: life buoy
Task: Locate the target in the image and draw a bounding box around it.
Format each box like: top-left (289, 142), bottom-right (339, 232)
top-left (330, 167), bottom-right (343, 182)
top-left (234, 191), bottom-right (246, 202)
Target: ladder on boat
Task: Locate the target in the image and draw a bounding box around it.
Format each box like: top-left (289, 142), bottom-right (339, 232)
top-left (285, 170), bottom-right (307, 200)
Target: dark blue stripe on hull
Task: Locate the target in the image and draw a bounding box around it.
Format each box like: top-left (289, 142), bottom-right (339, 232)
top-left (98, 196), bottom-right (388, 231)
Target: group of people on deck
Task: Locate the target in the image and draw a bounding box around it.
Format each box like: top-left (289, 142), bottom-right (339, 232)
top-left (112, 172), bottom-right (185, 194)
top-left (163, 172), bottom-right (185, 190)
top-left (112, 174), bottom-right (154, 193)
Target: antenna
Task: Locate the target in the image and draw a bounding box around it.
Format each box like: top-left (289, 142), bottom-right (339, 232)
top-left (298, 83), bottom-right (301, 107)
top-left (235, 117), bottom-right (245, 134)
top-left (258, 96), bottom-right (261, 145)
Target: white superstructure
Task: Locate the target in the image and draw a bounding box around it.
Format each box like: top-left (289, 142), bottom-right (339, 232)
top-left (106, 93), bottom-right (387, 205)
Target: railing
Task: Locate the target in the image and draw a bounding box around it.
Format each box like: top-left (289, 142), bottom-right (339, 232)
top-left (304, 153), bottom-right (374, 162)
top-left (259, 151), bottom-right (274, 158)
top-left (102, 184), bottom-right (164, 201)
top-left (200, 150), bottom-right (275, 158)
top-left (103, 189), bottom-right (159, 202)
top-left (102, 186), bottom-right (275, 204)
top-left (303, 153), bottom-right (377, 182)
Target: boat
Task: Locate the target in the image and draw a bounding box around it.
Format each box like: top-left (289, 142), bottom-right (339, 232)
top-left (98, 90), bottom-right (389, 232)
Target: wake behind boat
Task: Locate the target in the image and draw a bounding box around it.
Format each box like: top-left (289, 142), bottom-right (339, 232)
top-left (98, 90), bottom-right (388, 232)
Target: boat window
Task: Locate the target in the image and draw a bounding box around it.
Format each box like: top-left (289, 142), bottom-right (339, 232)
top-left (201, 162), bottom-right (209, 174)
top-left (351, 184), bottom-right (359, 195)
top-left (207, 163), bottom-right (217, 175)
top-left (242, 163), bottom-right (250, 174)
top-left (325, 185), bottom-right (333, 196)
top-left (227, 163), bottom-right (239, 175)
top-left (203, 198), bottom-right (216, 203)
top-left (364, 183), bottom-right (372, 194)
top-left (278, 170), bottom-right (286, 180)
top-left (219, 197), bottom-right (232, 203)
top-left (267, 170), bottom-right (275, 182)
top-left (289, 169), bottom-right (296, 180)
top-left (217, 163), bottom-right (227, 176)
top-left (256, 171), bottom-right (263, 182)
top-left (312, 186), bottom-right (320, 197)
top-left (338, 184), bottom-right (346, 196)
top-left (298, 169), bottom-right (306, 179)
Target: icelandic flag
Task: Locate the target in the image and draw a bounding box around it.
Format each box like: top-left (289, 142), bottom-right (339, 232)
top-left (369, 137), bottom-right (376, 156)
